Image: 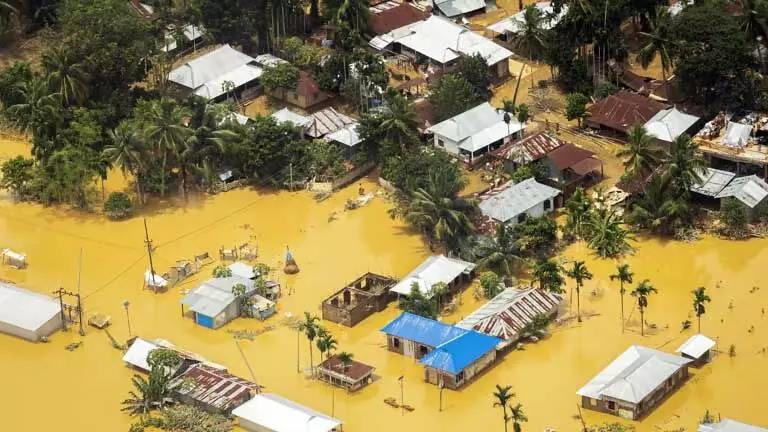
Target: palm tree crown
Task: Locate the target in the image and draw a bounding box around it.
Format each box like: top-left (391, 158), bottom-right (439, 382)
top-left (692, 286), bottom-right (712, 332)
top-left (637, 5), bottom-right (675, 100)
top-left (631, 279), bottom-right (658, 336)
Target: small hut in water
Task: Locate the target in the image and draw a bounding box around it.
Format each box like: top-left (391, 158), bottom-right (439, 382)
top-left (676, 333), bottom-right (716, 367)
top-left (284, 248), bottom-right (300, 274)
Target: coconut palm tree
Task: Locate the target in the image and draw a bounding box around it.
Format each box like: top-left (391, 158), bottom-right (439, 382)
top-left (492, 384), bottom-right (515, 432)
top-left (515, 5), bottom-right (547, 87)
top-left (586, 210), bottom-right (633, 258)
top-left (298, 312), bottom-right (320, 376)
top-left (104, 122), bottom-right (146, 204)
top-left (563, 188), bottom-right (593, 240)
top-left (41, 46), bottom-right (90, 105)
top-left (631, 279), bottom-right (658, 336)
top-left (566, 260), bottom-right (593, 322)
top-left (532, 258), bottom-right (565, 294)
top-left (663, 134), bottom-right (705, 195)
top-left (379, 91), bottom-right (419, 152)
top-left (138, 98), bottom-right (191, 197)
top-left (476, 224), bottom-right (521, 276)
top-left (121, 368), bottom-right (179, 416)
top-left (509, 403), bottom-right (528, 432)
top-left (403, 167), bottom-right (477, 252)
top-left (337, 351), bottom-right (354, 378)
top-left (323, 0), bottom-right (371, 31)
top-left (7, 78), bottom-right (61, 140)
top-left (609, 263), bottom-right (634, 332)
top-left (316, 330), bottom-right (338, 362)
top-left (738, 0), bottom-right (768, 69)
top-left (637, 5), bottom-right (675, 100)
top-left (616, 125), bottom-right (662, 188)
top-left (629, 174), bottom-right (689, 234)
top-left (692, 286), bottom-right (712, 332)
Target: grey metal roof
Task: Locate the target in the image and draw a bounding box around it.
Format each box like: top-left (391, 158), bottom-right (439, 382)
top-left (271, 108), bottom-right (312, 127)
top-left (675, 333), bottom-right (716, 359)
top-left (326, 123), bottom-right (362, 147)
top-left (0, 281), bottom-right (61, 333)
top-left (306, 108), bottom-right (356, 138)
top-left (168, 45), bottom-right (260, 98)
top-left (254, 53), bottom-right (288, 68)
top-left (390, 255), bottom-right (475, 297)
top-left (690, 168), bottom-right (735, 197)
top-left (699, 420), bottom-right (768, 432)
top-left (434, 0), bottom-right (485, 17)
top-left (479, 178), bottom-right (561, 223)
top-left (180, 276), bottom-right (255, 317)
top-left (577, 345), bottom-right (691, 404)
top-left (644, 107), bottom-right (700, 143)
top-left (488, 2), bottom-right (567, 34)
top-left (715, 175), bottom-right (768, 208)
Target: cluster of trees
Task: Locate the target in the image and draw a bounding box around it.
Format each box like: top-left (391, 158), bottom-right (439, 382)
top-left (298, 311), bottom-right (355, 377)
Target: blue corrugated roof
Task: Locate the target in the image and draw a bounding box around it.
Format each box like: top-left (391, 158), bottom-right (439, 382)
top-left (380, 312), bottom-right (468, 348)
top-left (419, 331), bottom-right (501, 374)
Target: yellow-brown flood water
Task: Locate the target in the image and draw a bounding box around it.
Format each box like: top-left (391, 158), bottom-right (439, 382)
top-left (0, 137), bottom-right (766, 431)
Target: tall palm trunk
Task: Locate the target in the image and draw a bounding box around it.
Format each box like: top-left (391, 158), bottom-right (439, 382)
top-left (503, 405), bottom-right (509, 432)
top-left (620, 283), bottom-right (625, 333)
top-left (576, 283), bottom-right (582, 322)
top-left (160, 152), bottom-right (168, 197)
top-left (308, 339), bottom-right (314, 376)
top-left (639, 307), bottom-right (645, 336)
top-left (179, 166), bottom-right (187, 201)
top-left (698, 314), bottom-right (701, 333)
top-left (662, 67), bottom-right (668, 102)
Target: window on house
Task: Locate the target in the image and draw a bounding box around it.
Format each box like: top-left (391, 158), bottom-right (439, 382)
top-left (667, 377), bottom-right (673, 388)
top-left (392, 337), bottom-right (400, 349)
top-left (544, 199), bottom-right (551, 211)
top-left (517, 213), bottom-right (527, 223)
top-left (607, 401), bottom-right (616, 411)
top-left (437, 139), bottom-right (445, 147)
top-left (589, 398), bottom-right (597, 407)
top-left (455, 371), bottom-right (465, 382)
top-left (419, 345), bottom-right (429, 356)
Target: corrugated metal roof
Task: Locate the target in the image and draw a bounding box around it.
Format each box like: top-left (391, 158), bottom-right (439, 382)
top-left (429, 103), bottom-right (523, 152)
top-left (271, 108), bottom-right (312, 127)
top-left (326, 123), bottom-right (362, 147)
top-left (546, 142), bottom-right (597, 171)
top-left (419, 330), bottom-right (501, 374)
top-left (381, 312), bottom-right (468, 348)
top-left (306, 108), bottom-right (356, 138)
top-left (171, 364), bottom-right (257, 412)
top-left (390, 255), bottom-right (475, 297)
top-left (122, 338), bottom-right (157, 371)
top-left (576, 345), bottom-right (691, 404)
top-left (699, 419), bottom-right (768, 432)
top-left (478, 178), bottom-right (561, 223)
top-left (690, 168), bottom-right (735, 197)
top-left (492, 132), bottom-right (563, 163)
top-left (383, 16), bottom-right (512, 66)
top-left (488, 2), bottom-right (567, 34)
top-left (180, 276), bottom-right (255, 317)
top-left (0, 281), bottom-right (61, 333)
top-left (716, 175), bottom-right (768, 208)
top-left (193, 64), bottom-right (263, 100)
top-left (644, 107), bottom-right (700, 143)
top-left (254, 53), bottom-right (288, 68)
top-left (456, 288), bottom-right (562, 347)
top-left (233, 393), bottom-right (342, 432)
top-left (434, 0), bottom-right (486, 17)
top-left (675, 333), bottom-right (716, 359)
top-left (168, 44), bottom-right (258, 90)
top-left (370, 2), bottom-right (429, 34)
top-left (588, 91), bottom-right (669, 133)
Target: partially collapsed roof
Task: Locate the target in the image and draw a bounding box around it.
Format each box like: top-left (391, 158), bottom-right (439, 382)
top-left (588, 91), bottom-right (669, 133)
top-left (492, 131), bottom-right (564, 164)
top-left (690, 168), bottom-right (735, 197)
top-left (577, 345), bottom-right (691, 404)
top-left (233, 393), bottom-right (342, 432)
top-left (644, 107), bottom-right (700, 143)
top-left (389, 255), bottom-right (475, 297)
top-left (428, 102), bottom-right (523, 153)
top-left (488, 2), bottom-right (567, 34)
top-left (676, 334), bottom-right (716, 359)
top-left (306, 107), bottom-right (356, 138)
top-left (171, 363), bottom-right (257, 412)
top-left (716, 175), bottom-right (768, 208)
top-left (381, 312), bottom-right (468, 347)
top-left (456, 287), bottom-right (562, 347)
top-left (168, 45), bottom-right (261, 100)
top-left (479, 178), bottom-right (561, 223)
top-left (434, 0), bottom-right (486, 17)
top-left (371, 15), bottom-right (512, 66)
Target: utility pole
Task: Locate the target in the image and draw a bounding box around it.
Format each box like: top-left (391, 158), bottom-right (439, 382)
top-left (76, 248), bottom-right (85, 336)
top-left (235, 340), bottom-right (260, 393)
top-left (53, 287), bottom-right (83, 332)
top-left (143, 218), bottom-right (156, 292)
top-left (56, 287), bottom-right (67, 331)
top-left (439, 379), bottom-right (444, 412)
top-left (398, 375), bottom-right (404, 416)
top-left (123, 300), bottom-right (132, 338)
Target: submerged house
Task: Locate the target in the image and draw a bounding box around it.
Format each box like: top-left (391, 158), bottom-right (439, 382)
top-left (577, 345), bottom-right (691, 420)
top-left (267, 71), bottom-right (331, 110)
top-left (690, 168), bottom-right (736, 198)
top-left (428, 102), bottom-right (524, 164)
top-left (491, 131), bottom-right (564, 172)
top-left (370, 1), bottom-right (429, 35)
top-left (317, 354), bottom-right (376, 392)
top-left (676, 333), bottom-right (716, 367)
top-left (170, 363), bottom-right (258, 414)
top-left (233, 393), bottom-right (342, 432)
top-left (389, 255), bottom-right (475, 298)
top-left (0, 281), bottom-right (62, 342)
top-left (478, 178), bottom-right (561, 226)
top-left (543, 142), bottom-right (604, 187)
top-left (369, 15), bottom-right (513, 79)
top-left (715, 175), bottom-right (768, 216)
top-left (321, 272), bottom-right (396, 326)
top-left (381, 312), bottom-right (501, 388)
top-left (167, 44), bottom-right (262, 102)
top-left (456, 287), bottom-right (562, 350)
top-left (699, 419), bottom-right (768, 432)
top-left (586, 91), bottom-right (669, 136)
top-left (487, 2), bottom-right (567, 41)
top-left (181, 276), bottom-right (275, 329)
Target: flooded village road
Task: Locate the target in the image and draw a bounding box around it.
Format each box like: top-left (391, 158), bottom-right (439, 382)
top-left (0, 136), bottom-right (767, 432)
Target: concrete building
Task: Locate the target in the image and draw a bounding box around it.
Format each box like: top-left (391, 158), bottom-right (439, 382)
top-left (0, 282), bottom-right (62, 342)
top-left (577, 345), bottom-right (691, 420)
top-left (428, 102), bottom-right (523, 164)
top-left (317, 354), bottom-right (376, 392)
top-left (321, 273), bottom-right (396, 327)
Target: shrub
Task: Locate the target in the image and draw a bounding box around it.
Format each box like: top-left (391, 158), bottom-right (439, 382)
top-left (719, 197), bottom-right (749, 239)
top-left (212, 265), bottom-right (232, 278)
top-left (479, 271), bottom-right (503, 299)
top-left (104, 192), bottom-right (133, 219)
top-left (594, 81), bottom-right (619, 99)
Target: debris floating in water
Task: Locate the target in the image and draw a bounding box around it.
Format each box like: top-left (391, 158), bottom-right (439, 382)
top-left (65, 342), bottom-right (83, 351)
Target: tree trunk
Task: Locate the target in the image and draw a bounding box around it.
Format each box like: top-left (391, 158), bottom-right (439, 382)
top-left (160, 152), bottom-right (167, 197)
top-left (576, 284), bottom-right (581, 322)
top-left (662, 67), bottom-right (669, 102)
top-left (503, 406), bottom-right (509, 432)
top-left (308, 339), bottom-right (314, 377)
top-left (640, 308), bottom-right (644, 336)
top-left (179, 166), bottom-right (187, 202)
top-left (620, 290), bottom-right (624, 333)
top-left (698, 314), bottom-right (701, 333)
top-left (135, 172), bottom-right (143, 206)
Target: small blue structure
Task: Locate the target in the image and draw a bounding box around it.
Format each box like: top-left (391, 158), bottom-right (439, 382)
top-left (381, 312), bottom-right (501, 389)
top-left (181, 276), bottom-right (258, 329)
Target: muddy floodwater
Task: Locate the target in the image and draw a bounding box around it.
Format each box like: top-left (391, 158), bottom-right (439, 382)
top-left (0, 137), bottom-right (767, 432)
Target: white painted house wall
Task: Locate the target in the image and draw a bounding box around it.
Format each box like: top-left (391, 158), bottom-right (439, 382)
top-left (504, 199), bottom-right (554, 227)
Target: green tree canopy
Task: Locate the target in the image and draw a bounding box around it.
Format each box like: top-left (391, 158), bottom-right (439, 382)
top-left (429, 74), bottom-right (484, 122)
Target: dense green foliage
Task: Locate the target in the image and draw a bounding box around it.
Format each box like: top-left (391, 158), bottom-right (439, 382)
top-left (479, 271), bottom-right (503, 299)
top-left (429, 74), bottom-right (484, 122)
top-left (565, 93), bottom-right (589, 126)
top-left (104, 191), bottom-right (133, 219)
top-left (399, 282), bottom-right (437, 319)
top-left (260, 62), bottom-right (300, 91)
top-left (720, 197), bottom-right (749, 238)
top-left (130, 405), bottom-right (233, 432)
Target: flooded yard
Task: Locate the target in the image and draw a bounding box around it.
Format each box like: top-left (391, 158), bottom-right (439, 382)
top-left (0, 136), bottom-right (767, 432)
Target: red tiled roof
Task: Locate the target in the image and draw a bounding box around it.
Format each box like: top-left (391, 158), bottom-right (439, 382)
top-left (318, 354), bottom-right (375, 381)
top-left (296, 71), bottom-right (321, 98)
top-left (370, 2), bottom-right (429, 35)
top-left (492, 131), bottom-right (564, 162)
top-left (546, 143), bottom-right (597, 171)
top-left (587, 91), bottom-right (669, 133)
